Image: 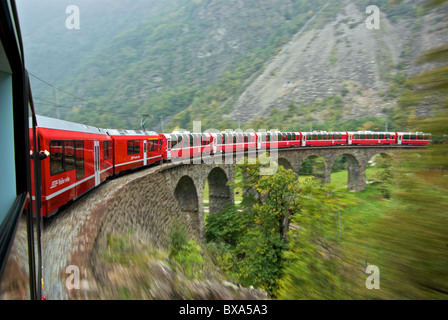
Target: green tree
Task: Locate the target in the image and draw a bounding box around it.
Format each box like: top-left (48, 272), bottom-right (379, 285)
top-left (374, 156), bottom-right (394, 199)
top-left (277, 181), bottom-right (345, 299)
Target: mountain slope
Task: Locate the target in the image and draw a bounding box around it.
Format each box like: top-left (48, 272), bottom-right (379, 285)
top-left (230, 0), bottom-right (447, 124)
top-left (20, 0), bottom-right (329, 130)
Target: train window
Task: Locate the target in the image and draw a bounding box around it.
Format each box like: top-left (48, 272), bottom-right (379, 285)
top-left (202, 134), bottom-right (206, 146)
top-left (64, 141), bottom-right (75, 171)
top-left (75, 141), bottom-right (84, 180)
top-left (50, 141), bottom-right (64, 176)
top-left (64, 141), bottom-right (76, 172)
top-left (127, 140), bottom-right (140, 155)
top-left (104, 141), bottom-right (111, 159)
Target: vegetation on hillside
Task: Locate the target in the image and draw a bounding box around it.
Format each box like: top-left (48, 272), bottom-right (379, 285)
top-left (205, 0), bottom-right (448, 300)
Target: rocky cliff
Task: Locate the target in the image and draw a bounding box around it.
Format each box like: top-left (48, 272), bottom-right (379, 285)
top-left (230, 0), bottom-right (446, 124)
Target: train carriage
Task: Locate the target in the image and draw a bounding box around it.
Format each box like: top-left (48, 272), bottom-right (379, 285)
top-left (348, 131), bottom-right (396, 146)
top-left (161, 132), bottom-right (213, 161)
top-left (303, 132), bottom-right (348, 147)
top-left (397, 132), bottom-right (431, 146)
top-left (29, 113), bottom-right (433, 218)
top-left (30, 116), bottom-right (113, 217)
top-left (105, 129), bottom-right (162, 174)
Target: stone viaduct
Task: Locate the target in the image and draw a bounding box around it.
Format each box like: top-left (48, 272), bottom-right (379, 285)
top-left (160, 146), bottom-right (416, 240)
top-left (37, 145), bottom-right (421, 298)
top-left (94, 146), bottom-right (420, 246)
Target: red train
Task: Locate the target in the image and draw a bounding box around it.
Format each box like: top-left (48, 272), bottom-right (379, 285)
top-left (30, 115), bottom-right (431, 217)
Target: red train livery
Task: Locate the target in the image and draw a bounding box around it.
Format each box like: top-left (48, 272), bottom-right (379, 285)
top-left (30, 116), bottom-right (431, 217)
top-left (104, 128), bottom-right (163, 174)
top-left (30, 116), bottom-right (112, 216)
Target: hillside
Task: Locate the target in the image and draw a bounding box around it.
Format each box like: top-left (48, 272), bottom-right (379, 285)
top-left (230, 0), bottom-right (447, 125)
top-left (17, 0), bottom-right (447, 132)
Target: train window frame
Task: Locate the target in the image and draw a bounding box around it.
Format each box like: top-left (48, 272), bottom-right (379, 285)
top-left (64, 141), bottom-right (76, 172)
top-left (75, 141), bottom-right (84, 180)
top-left (49, 140), bottom-right (84, 177)
top-left (104, 141), bottom-right (112, 160)
top-left (50, 140), bottom-right (65, 176)
top-left (127, 140), bottom-right (140, 155)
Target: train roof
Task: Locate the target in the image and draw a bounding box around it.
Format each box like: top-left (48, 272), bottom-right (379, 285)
top-left (33, 115), bottom-right (108, 135)
top-left (104, 128), bottom-right (158, 136)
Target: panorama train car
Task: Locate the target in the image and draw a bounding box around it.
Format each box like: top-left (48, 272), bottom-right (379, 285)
top-left (211, 132), bottom-right (257, 154)
top-left (160, 132), bottom-right (213, 161)
top-left (301, 131), bottom-right (348, 147)
top-left (396, 132), bottom-right (431, 146)
top-left (348, 131), bottom-right (396, 146)
top-left (105, 128), bottom-right (163, 174)
top-left (30, 116), bottom-right (114, 217)
top-left (256, 132), bottom-right (303, 149)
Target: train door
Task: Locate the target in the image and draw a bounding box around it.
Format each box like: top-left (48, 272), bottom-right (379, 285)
top-left (257, 134), bottom-right (262, 149)
top-left (94, 141), bottom-right (100, 186)
top-left (397, 134), bottom-right (403, 145)
top-left (348, 134), bottom-right (353, 145)
top-left (212, 134), bottom-right (217, 154)
top-left (302, 134), bottom-right (307, 147)
top-left (166, 136), bottom-right (172, 160)
top-left (143, 140), bottom-right (147, 165)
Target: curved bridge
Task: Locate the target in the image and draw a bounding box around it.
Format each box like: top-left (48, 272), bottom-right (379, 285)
top-left (38, 145), bottom-right (420, 299)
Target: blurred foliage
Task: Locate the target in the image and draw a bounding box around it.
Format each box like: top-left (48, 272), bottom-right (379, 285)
top-left (206, 158), bottom-right (348, 297)
top-left (169, 220), bottom-right (205, 280)
top-left (373, 156), bottom-right (394, 199)
top-left (336, 0), bottom-right (448, 299)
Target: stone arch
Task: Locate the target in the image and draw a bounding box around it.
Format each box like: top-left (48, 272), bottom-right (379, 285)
top-left (277, 157), bottom-right (295, 172)
top-left (368, 152), bottom-right (392, 167)
top-left (299, 155), bottom-right (327, 182)
top-left (329, 153), bottom-right (363, 192)
top-left (174, 175), bottom-right (200, 234)
top-left (206, 167), bottom-right (233, 214)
